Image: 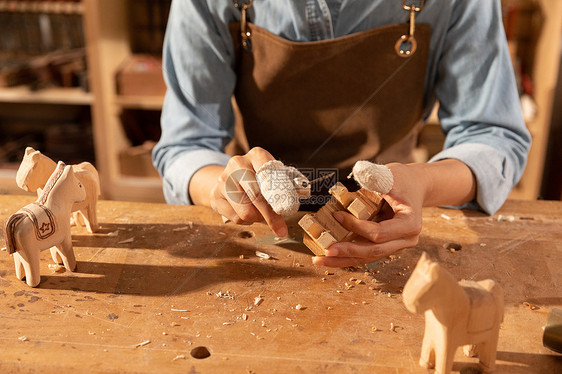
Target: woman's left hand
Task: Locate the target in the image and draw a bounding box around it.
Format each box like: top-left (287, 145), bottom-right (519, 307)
top-left (312, 163), bottom-right (427, 267)
top-left (312, 159), bottom-right (476, 268)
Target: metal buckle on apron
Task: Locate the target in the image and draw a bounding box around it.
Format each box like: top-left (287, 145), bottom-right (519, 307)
top-left (234, 0), bottom-right (253, 52)
top-left (395, 0), bottom-right (425, 57)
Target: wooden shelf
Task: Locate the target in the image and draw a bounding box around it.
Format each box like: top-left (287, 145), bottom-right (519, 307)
top-left (114, 95), bottom-right (164, 110)
top-left (0, 86), bottom-right (93, 105)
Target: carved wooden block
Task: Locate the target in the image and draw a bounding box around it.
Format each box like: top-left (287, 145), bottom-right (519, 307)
top-left (403, 252), bottom-right (504, 374)
top-left (4, 162), bottom-right (86, 287)
top-left (16, 147), bottom-right (101, 233)
top-left (298, 182), bottom-right (383, 256)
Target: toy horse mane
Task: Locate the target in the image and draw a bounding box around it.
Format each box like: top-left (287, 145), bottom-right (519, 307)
top-left (37, 162), bottom-right (66, 205)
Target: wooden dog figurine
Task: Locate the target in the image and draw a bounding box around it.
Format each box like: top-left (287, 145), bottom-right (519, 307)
top-left (4, 162), bottom-right (86, 287)
top-left (402, 252), bottom-right (504, 374)
top-left (16, 147), bottom-right (100, 233)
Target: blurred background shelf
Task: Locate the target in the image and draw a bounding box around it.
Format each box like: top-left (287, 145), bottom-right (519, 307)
top-left (0, 86), bottom-right (92, 105)
top-left (114, 95), bottom-right (164, 111)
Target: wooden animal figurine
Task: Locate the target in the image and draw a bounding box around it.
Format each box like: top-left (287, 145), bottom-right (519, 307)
top-left (4, 162), bottom-right (86, 287)
top-left (298, 182), bottom-right (383, 256)
top-left (16, 147), bottom-right (100, 233)
top-left (402, 252), bottom-right (504, 374)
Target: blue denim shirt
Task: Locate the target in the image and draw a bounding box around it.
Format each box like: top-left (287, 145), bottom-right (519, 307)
top-left (153, 0), bottom-right (531, 214)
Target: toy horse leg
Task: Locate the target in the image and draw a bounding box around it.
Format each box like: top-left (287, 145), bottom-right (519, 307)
top-left (56, 235), bottom-right (77, 272)
top-left (15, 247), bottom-right (41, 287)
top-left (434, 336), bottom-right (455, 374)
top-left (80, 207), bottom-right (93, 233)
top-left (419, 336), bottom-right (436, 368)
top-left (50, 246), bottom-right (63, 264)
top-left (477, 329), bottom-right (500, 372)
top-left (13, 252), bottom-right (25, 280)
top-left (86, 202), bottom-right (98, 233)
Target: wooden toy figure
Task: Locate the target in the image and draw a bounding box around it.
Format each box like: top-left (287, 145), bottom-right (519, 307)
top-left (4, 162), bottom-right (86, 287)
top-left (299, 182), bottom-right (383, 256)
top-left (16, 147), bottom-right (100, 233)
top-left (402, 252), bottom-right (504, 374)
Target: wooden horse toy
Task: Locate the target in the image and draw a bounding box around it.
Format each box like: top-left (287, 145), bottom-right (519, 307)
top-left (4, 162), bottom-right (86, 287)
top-left (402, 252), bottom-right (504, 374)
top-left (16, 147), bottom-right (100, 233)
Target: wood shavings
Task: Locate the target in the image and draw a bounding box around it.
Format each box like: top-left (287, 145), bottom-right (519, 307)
top-left (254, 296), bottom-right (264, 306)
top-left (107, 230), bottom-right (118, 237)
top-left (497, 214), bottom-right (515, 222)
top-left (1, 247), bottom-right (6, 252)
top-left (440, 213), bottom-right (451, 220)
top-left (216, 290), bottom-right (235, 299)
top-left (295, 304), bottom-right (306, 310)
top-left (523, 301), bottom-right (539, 310)
top-left (444, 242), bottom-right (462, 252)
top-left (355, 279), bottom-right (364, 285)
top-left (239, 255), bottom-right (245, 259)
top-left (170, 322), bottom-right (180, 327)
top-left (327, 306), bottom-right (333, 310)
top-left (371, 326), bottom-right (379, 332)
top-left (117, 237), bottom-right (134, 244)
top-left (172, 354), bottom-right (186, 361)
top-left (88, 332), bottom-right (95, 335)
top-left (172, 226), bottom-right (189, 232)
top-left (242, 313), bottom-right (248, 321)
top-left (255, 251), bottom-right (271, 260)
top-left (223, 322), bottom-right (232, 326)
top-left (171, 308), bottom-right (189, 312)
top-left (390, 323), bottom-right (396, 332)
top-left (135, 340), bottom-right (151, 348)
top-left (324, 271), bottom-right (334, 275)
top-left (18, 336), bottom-right (29, 342)
top-left (48, 263), bottom-right (65, 273)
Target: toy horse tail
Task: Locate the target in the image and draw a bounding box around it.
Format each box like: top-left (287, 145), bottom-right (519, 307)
top-left (3, 212), bottom-right (26, 254)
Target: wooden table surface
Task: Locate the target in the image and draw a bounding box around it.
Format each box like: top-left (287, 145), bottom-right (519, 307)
top-left (0, 195), bottom-right (560, 373)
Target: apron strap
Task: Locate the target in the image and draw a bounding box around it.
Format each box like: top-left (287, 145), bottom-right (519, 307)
top-left (396, 0), bottom-right (426, 57)
top-left (233, 0), bottom-right (253, 52)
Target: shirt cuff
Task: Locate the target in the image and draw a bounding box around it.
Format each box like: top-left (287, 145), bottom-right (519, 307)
top-left (429, 143), bottom-right (515, 215)
top-left (162, 149), bottom-right (231, 205)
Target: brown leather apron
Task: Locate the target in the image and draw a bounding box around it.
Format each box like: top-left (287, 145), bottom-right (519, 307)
top-left (229, 3), bottom-right (430, 177)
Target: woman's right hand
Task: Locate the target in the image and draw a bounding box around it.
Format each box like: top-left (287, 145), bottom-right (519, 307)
top-left (208, 147), bottom-right (288, 237)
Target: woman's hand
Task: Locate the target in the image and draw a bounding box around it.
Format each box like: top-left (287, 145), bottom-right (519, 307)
top-left (207, 147), bottom-right (288, 237)
top-left (312, 159), bottom-right (476, 267)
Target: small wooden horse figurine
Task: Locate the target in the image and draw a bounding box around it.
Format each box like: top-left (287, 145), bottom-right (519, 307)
top-left (402, 252), bottom-right (504, 374)
top-left (16, 147), bottom-right (100, 233)
top-left (4, 162), bottom-right (86, 287)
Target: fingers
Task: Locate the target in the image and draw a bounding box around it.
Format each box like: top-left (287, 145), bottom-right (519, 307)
top-left (214, 147), bottom-right (288, 237)
top-left (325, 236), bottom-right (418, 259)
top-left (333, 210), bottom-right (422, 244)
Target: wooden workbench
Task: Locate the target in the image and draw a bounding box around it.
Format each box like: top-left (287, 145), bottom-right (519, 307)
top-left (0, 195), bottom-right (560, 373)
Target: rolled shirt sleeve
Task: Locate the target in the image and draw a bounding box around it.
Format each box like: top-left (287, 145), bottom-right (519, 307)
top-left (152, 0), bottom-right (237, 205)
top-left (427, 0), bottom-right (531, 214)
